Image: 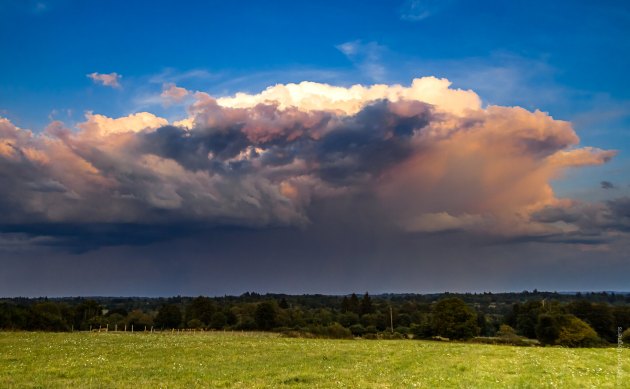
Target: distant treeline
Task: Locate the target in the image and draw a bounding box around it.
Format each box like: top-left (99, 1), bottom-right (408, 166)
top-left (1, 291), bottom-right (630, 347)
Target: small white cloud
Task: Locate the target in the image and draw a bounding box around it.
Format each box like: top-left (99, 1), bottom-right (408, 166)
top-left (87, 72), bottom-right (122, 88)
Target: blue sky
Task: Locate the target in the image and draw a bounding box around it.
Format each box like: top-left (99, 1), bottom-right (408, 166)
top-left (0, 0), bottom-right (629, 295)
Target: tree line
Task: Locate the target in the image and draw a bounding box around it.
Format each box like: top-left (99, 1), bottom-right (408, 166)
top-left (1, 291), bottom-right (629, 347)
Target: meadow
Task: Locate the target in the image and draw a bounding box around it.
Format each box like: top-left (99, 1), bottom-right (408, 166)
top-left (0, 331), bottom-right (627, 388)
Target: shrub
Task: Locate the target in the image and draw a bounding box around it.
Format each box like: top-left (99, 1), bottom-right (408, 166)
top-left (496, 324), bottom-right (517, 338)
top-left (537, 314), bottom-right (602, 347)
top-left (381, 331), bottom-right (405, 340)
top-left (395, 326), bottom-right (411, 335)
top-left (338, 313), bottom-right (359, 327)
top-left (556, 316), bottom-right (601, 347)
top-left (349, 324), bottom-right (365, 336)
top-left (187, 319), bottom-right (204, 329)
top-left (365, 325), bottom-right (378, 334)
top-left (471, 337), bottom-right (539, 347)
top-left (307, 323), bottom-right (353, 339)
top-left (410, 322), bottom-right (434, 339)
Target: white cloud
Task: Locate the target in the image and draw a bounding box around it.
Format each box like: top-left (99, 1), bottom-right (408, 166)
top-left (216, 77), bottom-right (481, 116)
top-left (77, 112), bottom-right (168, 135)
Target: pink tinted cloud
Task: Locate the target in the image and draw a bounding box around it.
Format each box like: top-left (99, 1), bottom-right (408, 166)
top-left (160, 83), bottom-right (190, 105)
top-left (87, 72), bottom-right (122, 88)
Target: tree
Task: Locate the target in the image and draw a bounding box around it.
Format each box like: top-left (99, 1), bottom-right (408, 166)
top-left (360, 293), bottom-right (374, 315)
top-left (338, 312), bottom-right (359, 327)
top-left (74, 300), bottom-right (103, 330)
top-left (614, 306), bottom-right (630, 332)
top-left (255, 301), bottom-right (277, 330)
top-left (32, 302), bottom-right (69, 331)
top-left (535, 314), bottom-right (560, 345)
top-left (431, 298), bottom-right (479, 340)
top-left (126, 309), bottom-right (153, 328)
top-left (155, 304), bottom-right (182, 329)
top-left (185, 297), bottom-right (216, 326)
top-left (341, 296), bottom-right (350, 313)
top-left (210, 312), bottom-right (227, 329)
top-left (348, 293), bottom-right (360, 315)
top-left (508, 301), bottom-right (543, 339)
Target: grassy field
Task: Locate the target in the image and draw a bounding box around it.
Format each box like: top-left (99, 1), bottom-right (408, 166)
top-left (0, 331), bottom-right (627, 388)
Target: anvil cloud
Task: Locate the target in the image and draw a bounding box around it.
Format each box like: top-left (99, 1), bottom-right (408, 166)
top-left (0, 77), bottom-right (621, 249)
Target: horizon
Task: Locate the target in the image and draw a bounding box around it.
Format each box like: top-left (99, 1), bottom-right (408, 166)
top-left (5, 290), bottom-right (630, 300)
top-left (1, 0), bottom-right (629, 296)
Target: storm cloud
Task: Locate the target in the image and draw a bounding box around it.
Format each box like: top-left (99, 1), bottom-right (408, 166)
top-left (0, 78), bottom-right (621, 250)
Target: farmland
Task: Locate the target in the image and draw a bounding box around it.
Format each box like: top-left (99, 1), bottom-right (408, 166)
top-left (0, 331), bottom-right (626, 388)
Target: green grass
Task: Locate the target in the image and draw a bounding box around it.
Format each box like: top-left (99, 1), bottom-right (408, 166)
top-left (0, 331), bottom-right (627, 388)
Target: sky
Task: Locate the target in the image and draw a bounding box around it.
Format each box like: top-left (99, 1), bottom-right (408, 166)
top-left (0, 0), bottom-right (629, 297)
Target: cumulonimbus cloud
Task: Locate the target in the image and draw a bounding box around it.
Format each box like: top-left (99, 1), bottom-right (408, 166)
top-left (0, 77), bottom-right (621, 247)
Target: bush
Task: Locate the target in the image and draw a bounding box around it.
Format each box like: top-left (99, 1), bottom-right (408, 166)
top-left (338, 313), bottom-right (359, 327)
top-left (381, 331), bottom-right (405, 340)
top-left (187, 319), bottom-right (204, 329)
top-left (349, 324), bottom-right (365, 336)
top-left (365, 325), bottom-right (378, 334)
top-left (496, 324), bottom-right (517, 338)
top-left (410, 321), bottom-right (434, 339)
top-left (537, 314), bottom-right (602, 347)
top-left (395, 326), bottom-right (411, 335)
top-left (234, 317), bottom-right (257, 331)
top-left (621, 328), bottom-right (630, 347)
top-left (556, 316), bottom-right (601, 347)
top-left (307, 323), bottom-right (353, 339)
top-left (471, 337), bottom-right (539, 347)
